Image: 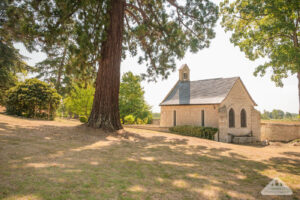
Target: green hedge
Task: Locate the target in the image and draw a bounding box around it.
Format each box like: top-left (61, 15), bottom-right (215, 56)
top-left (169, 126), bottom-right (218, 140)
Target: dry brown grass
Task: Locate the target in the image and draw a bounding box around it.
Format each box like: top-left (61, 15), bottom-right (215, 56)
top-left (0, 114), bottom-right (299, 200)
top-left (0, 106), bottom-right (5, 113)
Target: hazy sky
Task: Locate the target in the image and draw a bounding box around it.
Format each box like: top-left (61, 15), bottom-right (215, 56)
top-left (15, 19), bottom-right (298, 114)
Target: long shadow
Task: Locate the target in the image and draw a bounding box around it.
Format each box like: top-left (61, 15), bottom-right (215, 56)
top-left (0, 123), bottom-right (299, 200)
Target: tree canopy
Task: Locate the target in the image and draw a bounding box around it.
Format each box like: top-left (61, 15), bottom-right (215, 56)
top-left (0, 1), bottom-right (29, 104)
top-left (4, 0), bottom-right (219, 130)
top-left (119, 72), bottom-right (152, 124)
top-left (4, 0), bottom-right (218, 80)
top-left (221, 0), bottom-right (300, 85)
top-left (220, 0), bottom-right (300, 113)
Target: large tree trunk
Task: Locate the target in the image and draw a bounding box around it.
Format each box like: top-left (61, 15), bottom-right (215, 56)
top-left (87, 0), bottom-right (124, 130)
top-left (298, 72), bottom-right (300, 115)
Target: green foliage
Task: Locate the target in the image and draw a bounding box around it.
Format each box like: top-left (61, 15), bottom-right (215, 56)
top-left (119, 72), bottom-right (152, 124)
top-left (136, 118), bottom-right (143, 125)
top-left (124, 115), bottom-right (135, 124)
top-left (0, 20), bottom-right (29, 104)
top-left (4, 0), bottom-right (218, 81)
top-left (261, 109), bottom-right (298, 120)
top-left (169, 125), bottom-right (218, 140)
top-left (0, 1), bottom-right (31, 105)
top-left (220, 0), bottom-right (300, 87)
top-left (5, 79), bottom-right (61, 119)
top-left (271, 109), bottom-right (285, 119)
top-left (79, 116), bottom-right (88, 123)
top-left (143, 117), bottom-right (151, 124)
top-left (64, 84), bottom-right (95, 118)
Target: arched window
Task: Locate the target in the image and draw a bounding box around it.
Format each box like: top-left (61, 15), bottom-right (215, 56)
top-left (229, 108), bottom-right (235, 128)
top-left (241, 109), bottom-right (247, 127)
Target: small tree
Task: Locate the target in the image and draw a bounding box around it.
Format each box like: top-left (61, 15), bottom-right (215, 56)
top-left (64, 84), bottom-right (95, 118)
top-left (6, 79), bottom-right (61, 119)
top-left (261, 110), bottom-right (270, 120)
top-left (119, 72), bottom-right (152, 124)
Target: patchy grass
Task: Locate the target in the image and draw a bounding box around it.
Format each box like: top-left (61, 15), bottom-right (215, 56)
top-left (0, 114), bottom-right (299, 200)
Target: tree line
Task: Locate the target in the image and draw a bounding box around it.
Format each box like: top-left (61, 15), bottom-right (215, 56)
top-left (261, 110), bottom-right (298, 120)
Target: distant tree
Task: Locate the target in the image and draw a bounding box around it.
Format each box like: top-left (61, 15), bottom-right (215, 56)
top-left (35, 43), bottom-right (97, 96)
top-left (5, 0), bottom-right (218, 130)
top-left (152, 113), bottom-right (161, 119)
top-left (34, 45), bottom-right (72, 96)
top-left (119, 72), bottom-right (152, 124)
top-left (285, 112), bottom-right (293, 119)
top-left (6, 79), bottom-right (61, 119)
top-left (64, 84), bottom-right (95, 118)
top-left (220, 0), bottom-right (300, 114)
top-left (261, 110), bottom-right (270, 120)
top-left (270, 109), bottom-right (285, 119)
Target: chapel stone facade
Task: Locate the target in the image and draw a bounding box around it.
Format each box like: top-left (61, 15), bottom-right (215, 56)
top-left (160, 64), bottom-right (261, 143)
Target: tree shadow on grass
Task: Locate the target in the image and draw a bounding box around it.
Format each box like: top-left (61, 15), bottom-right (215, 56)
top-left (0, 124), bottom-right (299, 200)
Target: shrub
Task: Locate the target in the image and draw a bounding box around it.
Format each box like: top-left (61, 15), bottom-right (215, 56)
top-left (64, 84), bottom-right (94, 118)
top-left (79, 116), bottom-right (88, 123)
top-left (136, 118), bottom-right (143, 124)
top-left (6, 79), bottom-right (61, 119)
top-left (169, 126), bottom-right (218, 140)
top-left (124, 115), bottom-right (135, 124)
top-left (143, 117), bottom-right (149, 124)
top-left (119, 72), bottom-right (152, 124)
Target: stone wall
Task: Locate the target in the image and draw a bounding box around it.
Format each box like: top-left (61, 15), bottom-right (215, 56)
top-left (151, 119), bottom-right (160, 125)
top-left (160, 105), bottom-right (219, 127)
top-left (260, 122), bottom-right (300, 142)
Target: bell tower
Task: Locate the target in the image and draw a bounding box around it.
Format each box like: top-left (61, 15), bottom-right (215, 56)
top-left (179, 64), bottom-right (190, 81)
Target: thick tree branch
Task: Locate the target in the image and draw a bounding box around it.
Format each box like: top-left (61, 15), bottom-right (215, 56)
top-left (125, 8), bottom-right (141, 25)
top-left (125, 3), bottom-right (149, 22)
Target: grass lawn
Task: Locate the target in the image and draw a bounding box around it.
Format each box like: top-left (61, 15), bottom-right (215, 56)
top-left (0, 114), bottom-right (299, 200)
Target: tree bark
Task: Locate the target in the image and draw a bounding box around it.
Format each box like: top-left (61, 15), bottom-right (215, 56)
top-left (87, 0), bottom-right (124, 130)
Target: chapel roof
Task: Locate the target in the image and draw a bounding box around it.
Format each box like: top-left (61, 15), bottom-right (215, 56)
top-left (160, 77), bottom-right (243, 106)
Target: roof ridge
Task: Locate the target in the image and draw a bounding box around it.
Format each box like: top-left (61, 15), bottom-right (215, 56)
top-left (188, 76), bottom-right (239, 82)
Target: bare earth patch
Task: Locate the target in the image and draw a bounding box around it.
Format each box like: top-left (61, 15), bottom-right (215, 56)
top-left (0, 114), bottom-right (299, 200)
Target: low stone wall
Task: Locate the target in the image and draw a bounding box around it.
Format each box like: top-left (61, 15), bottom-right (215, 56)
top-left (260, 122), bottom-right (300, 142)
top-left (151, 119), bottom-right (160, 125)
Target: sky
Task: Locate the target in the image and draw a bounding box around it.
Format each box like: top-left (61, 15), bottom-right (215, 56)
top-left (15, 20), bottom-right (298, 114)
